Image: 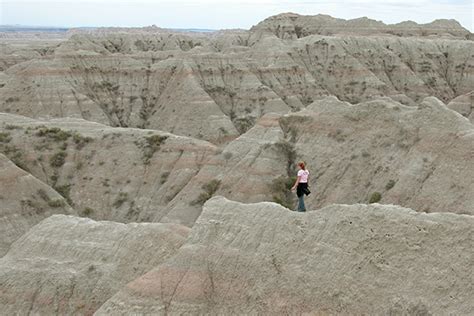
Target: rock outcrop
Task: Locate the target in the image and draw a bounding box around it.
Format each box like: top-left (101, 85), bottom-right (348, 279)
top-left (0, 214), bottom-right (189, 315)
top-left (1, 13), bottom-right (474, 315)
top-left (0, 113), bottom-right (219, 226)
top-left (1, 92), bottom-right (472, 232)
top-left (448, 91), bottom-right (474, 123)
top-left (279, 96), bottom-right (474, 215)
top-left (97, 196), bottom-right (474, 315)
top-left (1, 15), bottom-right (473, 141)
top-left (251, 12), bottom-right (472, 39)
top-left (0, 153), bottom-right (73, 256)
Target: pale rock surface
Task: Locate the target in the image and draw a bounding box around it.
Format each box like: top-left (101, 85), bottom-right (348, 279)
top-left (0, 214), bottom-right (189, 315)
top-left (0, 14), bottom-right (473, 315)
top-left (1, 91), bottom-right (473, 230)
top-left (0, 113), bottom-right (219, 226)
top-left (448, 91), bottom-right (474, 123)
top-left (281, 96), bottom-right (474, 215)
top-left (1, 16), bottom-right (473, 140)
top-left (251, 12), bottom-right (472, 39)
top-left (97, 196), bottom-right (474, 315)
top-left (0, 153), bottom-right (73, 256)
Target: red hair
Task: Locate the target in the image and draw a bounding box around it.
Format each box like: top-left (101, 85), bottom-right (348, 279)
top-left (298, 161), bottom-right (306, 170)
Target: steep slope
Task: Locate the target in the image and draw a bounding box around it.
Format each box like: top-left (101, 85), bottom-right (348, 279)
top-left (0, 112), bottom-right (293, 226)
top-left (0, 40), bottom-right (59, 71)
top-left (0, 113), bottom-right (219, 226)
top-left (184, 113), bottom-right (290, 205)
top-left (278, 96), bottom-right (474, 215)
top-left (0, 153), bottom-right (73, 256)
top-left (56, 33), bottom-right (214, 54)
top-left (448, 91), bottom-right (474, 123)
top-left (189, 95), bottom-right (473, 216)
top-left (0, 214), bottom-right (189, 315)
top-left (1, 27), bottom-right (473, 139)
top-left (97, 197), bottom-right (474, 315)
top-left (287, 35), bottom-right (474, 104)
top-left (251, 12), bottom-right (472, 39)
top-left (1, 91), bottom-right (472, 229)
top-left (0, 53), bottom-right (238, 141)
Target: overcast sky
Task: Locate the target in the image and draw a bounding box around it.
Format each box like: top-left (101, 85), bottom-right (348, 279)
top-left (1, 0), bottom-right (472, 31)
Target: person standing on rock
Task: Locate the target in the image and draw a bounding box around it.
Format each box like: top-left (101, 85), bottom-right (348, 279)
top-left (291, 161), bottom-right (310, 212)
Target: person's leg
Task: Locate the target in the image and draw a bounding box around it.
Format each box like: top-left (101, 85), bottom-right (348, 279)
top-left (298, 195), bottom-right (306, 212)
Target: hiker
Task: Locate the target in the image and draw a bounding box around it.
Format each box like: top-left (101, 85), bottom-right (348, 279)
top-left (291, 161), bottom-right (310, 212)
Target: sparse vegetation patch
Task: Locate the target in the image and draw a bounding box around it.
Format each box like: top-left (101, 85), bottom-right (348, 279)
top-left (192, 180), bottom-right (221, 206)
top-left (385, 180), bottom-right (396, 191)
top-left (271, 176), bottom-right (296, 209)
top-left (113, 192), bottom-right (129, 208)
top-left (369, 192), bottom-right (382, 204)
top-left (50, 151), bottom-right (67, 168)
top-left (0, 132), bottom-right (11, 143)
top-left (36, 127), bottom-right (71, 142)
top-left (53, 184), bottom-right (73, 205)
top-left (139, 134), bottom-right (168, 164)
top-left (73, 133), bottom-right (93, 150)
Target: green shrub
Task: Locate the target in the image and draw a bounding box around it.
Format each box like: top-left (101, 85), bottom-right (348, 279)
top-left (270, 176), bottom-right (296, 209)
top-left (273, 141), bottom-right (297, 175)
top-left (4, 124), bottom-right (22, 130)
top-left (385, 180), bottom-right (396, 191)
top-left (233, 116), bottom-right (255, 134)
top-left (223, 151), bottom-right (233, 160)
top-left (218, 127), bottom-right (229, 136)
top-left (37, 188), bottom-right (50, 201)
top-left (50, 173), bottom-right (58, 184)
top-left (83, 207), bottom-right (94, 216)
top-left (50, 151), bottom-right (67, 167)
top-left (37, 188), bottom-right (65, 207)
top-left (0, 132), bottom-right (11, 143)
top-left (72, 133), bottom-right (93, 150)
top-left (328, 129), bottom-right (347, 142)
top-left (93, 80), bottom-right (119, 92)
top-left (5, 97), bottom-right (20, 103)
top-left (160, 172), bottom-right (170, 184)
top-left (1, 145), bottom-right (28, 171)
top-left (54, 184), bottom-right (72, 205)
top-left (76, 161), bottom-right (83, 170)
top-left (146, 134), bottom-right (167, 150)
top-left (21, 198), bottom-right (44, 214)
top-left (113, 192), bottom-right (129, 208)
top-left (369, 192), bottom-right (382, 204)
top-left (48, 199), bottom-right (66, 208)
top-left (192, 180), bottom-right (221, 206)
top-left (36, 127), bottom-right (71, 141)
top-left (142, 134), bottom-right (168, 164)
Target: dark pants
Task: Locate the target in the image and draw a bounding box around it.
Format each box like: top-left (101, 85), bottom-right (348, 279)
top-left (296, 183), bottom-right (308, 212)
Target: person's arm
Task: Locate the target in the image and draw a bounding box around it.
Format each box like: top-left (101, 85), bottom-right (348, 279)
top-left (291, 176), bottom-right (301, 191)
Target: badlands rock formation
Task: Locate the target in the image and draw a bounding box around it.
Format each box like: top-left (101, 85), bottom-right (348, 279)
top-left (0, 113), bottom-right (219, 226)
top-left (0, 153), bottom-right (73, 256)
top-left (0, 214), bottom-right (189, 315)
top-left (0, 12), bottom-right (473, 315)
top-left (251, 13), bottom-right (472, 39)
top-left (0, 14), bottom-right (473, 141)
top-left (2, 93), bottom-right (470, 235)
top-left (97, 197), bottom-right (474, 315)
top-left (281, 96), bottom-right (474, 215)
top-left (448, 91), bottom-right (474, 123)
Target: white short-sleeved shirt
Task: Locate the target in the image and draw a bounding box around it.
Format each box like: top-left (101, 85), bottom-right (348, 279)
top-left (297, 169), bottom-right (309, 183)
